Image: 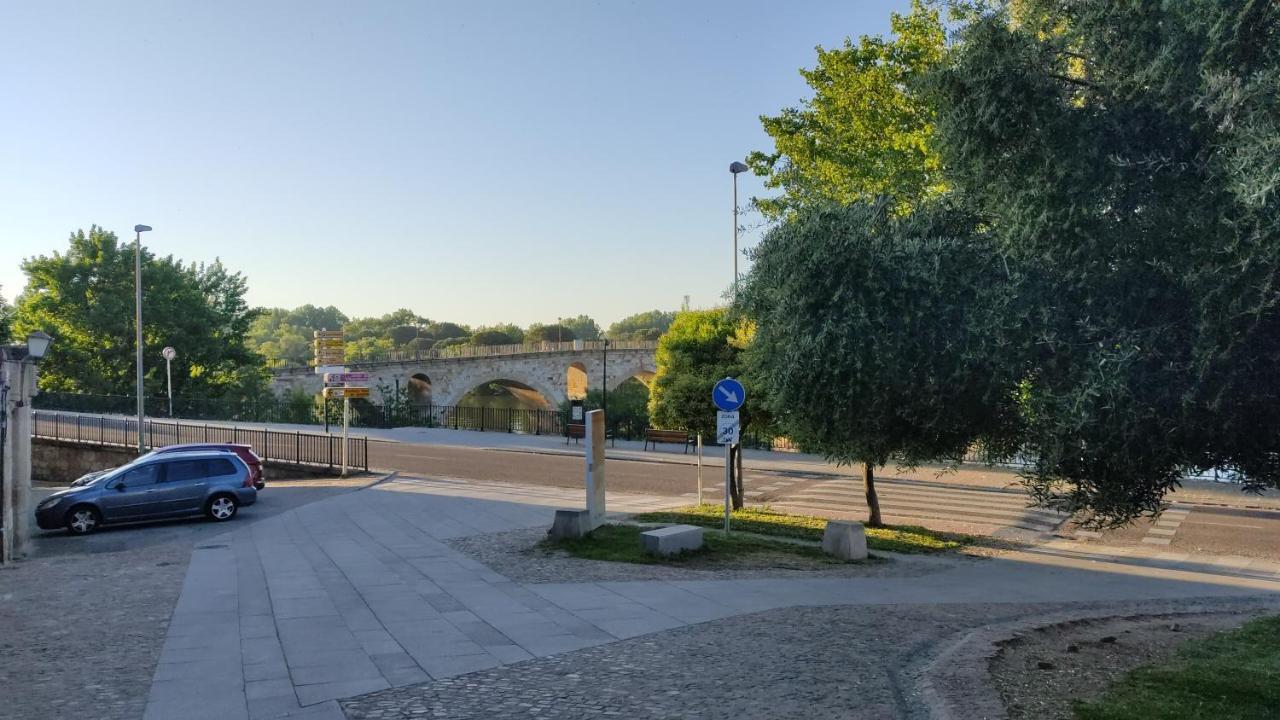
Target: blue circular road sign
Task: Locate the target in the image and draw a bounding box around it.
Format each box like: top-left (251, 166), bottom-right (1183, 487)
top-left (712, 377), bottom-right (746, 412)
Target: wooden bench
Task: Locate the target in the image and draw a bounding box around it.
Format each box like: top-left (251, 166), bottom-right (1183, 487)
top-left (644, 428), bottom-right (692, 454)
top-left (565, 423), bottom-right (614, 447)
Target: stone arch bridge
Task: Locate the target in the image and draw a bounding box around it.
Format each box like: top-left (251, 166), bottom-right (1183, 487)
top-left (270, 341), bottom-right (658, 409)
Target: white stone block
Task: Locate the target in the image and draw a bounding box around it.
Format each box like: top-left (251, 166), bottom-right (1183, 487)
top-left (822, 520), bottom-right (868, 561)
top-left (549, 509), bottom-right (592, 539)
top-left (641, 524), bottom-right (704, 556)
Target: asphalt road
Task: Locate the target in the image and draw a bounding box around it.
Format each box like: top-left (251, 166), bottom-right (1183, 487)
top-left (1075, 503), bottom-right (1280, 561)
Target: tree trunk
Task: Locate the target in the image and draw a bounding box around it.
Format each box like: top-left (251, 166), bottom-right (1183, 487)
top-left (863, 462), bottom-right (883, 527)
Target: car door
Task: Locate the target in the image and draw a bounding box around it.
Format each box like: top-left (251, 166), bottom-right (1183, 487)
top-left (154, 459), bottom-right (211, 515)
top-left (97, 463), bottom-right (162, 521)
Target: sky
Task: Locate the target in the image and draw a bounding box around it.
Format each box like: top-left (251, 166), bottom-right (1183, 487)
top-left (1, 0), bottom-right (910, 329)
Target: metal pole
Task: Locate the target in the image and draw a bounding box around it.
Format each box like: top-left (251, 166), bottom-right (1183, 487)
top-left (601, 339), bottom-right (608, 418)
top-left (341, 397), bottom-right (349, 477)
top-left (697, 434), bottom-right (703, 505)
top-left (724, 442), bottom-right (731, 533)
top-left (733, 171), bottom-right (739, 298)
top-left (165, 357), bottom-right (173, 418)
top-left (134, 230), bottom-right (145, 452)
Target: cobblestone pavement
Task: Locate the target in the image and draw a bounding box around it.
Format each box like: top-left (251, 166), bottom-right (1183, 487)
top-left (341, 597), bottom-right (1280, 720)
top-left (0, 476), bottom-right (374, 720)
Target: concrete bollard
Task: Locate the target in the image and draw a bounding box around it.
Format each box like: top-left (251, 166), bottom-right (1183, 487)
top-left (822, 520), bottom-right (868, 561)
top-left (549, 509), bottom-right (593, 539)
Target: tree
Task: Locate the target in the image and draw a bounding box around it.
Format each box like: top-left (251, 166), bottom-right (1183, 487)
top-left (427, 322), bottom-right (470, 341)
top-left (738, 201), bottom-right (1016, 526)
top-left (525, 323), bottom-right (576, 343)
top-left (0, 286), bottom-right (11, 343)
top-left (748, 0), bottom-right (947, 218)
top-left (13, 226), bottom-right (267, 401)
top-left (648, 309), bottom-right (763, 508)
top-left (247, 305), bottom-right (349, 367)
top-left (925, 0), bottom-right (1280, 524)
top-left (389, 324), bottom-right (421, 346)
top-left (470, 329), bottom-right (516, 346)
top-left (607, 310), bottom-right (676, 341)
top-left (560, 315), bottom-right (601, 341)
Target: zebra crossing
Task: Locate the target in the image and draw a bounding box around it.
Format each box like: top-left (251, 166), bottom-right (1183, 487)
top-left (692, 474), bottom-right (1068, 536)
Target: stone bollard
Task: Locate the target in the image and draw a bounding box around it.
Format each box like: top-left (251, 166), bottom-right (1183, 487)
top-left (822, 520), bottom-right (868, 561)
top-left (549, 509), bottom-right (593, 539)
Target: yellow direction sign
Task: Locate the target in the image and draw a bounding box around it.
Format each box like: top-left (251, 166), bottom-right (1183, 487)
top-left (323, 386), bottom-right (370, 399)
top-left (313, 330), bottom-right (344, 338)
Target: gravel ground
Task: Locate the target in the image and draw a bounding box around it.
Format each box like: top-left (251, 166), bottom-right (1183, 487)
top-left (444, 526), bottom-right (961, 583)
top-left (340, 598), bottom-right (1279, 720)
top-left (989, 610), bottom-right (1273, 720)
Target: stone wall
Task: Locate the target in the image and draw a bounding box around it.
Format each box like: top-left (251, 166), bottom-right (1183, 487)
top-left (32, 439), bottom-right (341, 484)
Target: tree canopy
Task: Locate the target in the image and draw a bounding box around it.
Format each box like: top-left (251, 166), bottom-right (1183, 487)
top-left (525, 323), bottom-right (576, 343)
top-left (924, 0), bottom-right (1280, 523)
top-left (0, 286), bottom-right (11, 343)
top-left (14, 226), bottom-right (266, 401)
top-left (607, 310), bottom-right (676, 341)
top-left (747, 0), bottom-right (947, 217)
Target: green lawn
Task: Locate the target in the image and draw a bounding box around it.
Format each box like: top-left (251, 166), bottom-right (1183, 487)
top-left (632, 504), bottom-right (972, 554)
top-left (1074, 615), bottom-right (1280, 720)
top-left (543, 523), bottom-right (855, 566)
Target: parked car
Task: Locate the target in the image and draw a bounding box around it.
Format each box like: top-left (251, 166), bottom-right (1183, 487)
top-left (144, 442), bottom-right (265, 490)
top-left (35, 450), bottom-right (258, 534)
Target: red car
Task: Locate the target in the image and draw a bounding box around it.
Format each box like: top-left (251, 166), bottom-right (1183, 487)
top-left (147, 443), bottom-right (265, 490)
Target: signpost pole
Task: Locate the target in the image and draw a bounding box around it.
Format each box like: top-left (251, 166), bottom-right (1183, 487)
top-left (341, 397), bottom-right (350, 478)
top-left (724, 443), bottom-right (731, 532)
top-left (696, 434), bottom-right (703, 505)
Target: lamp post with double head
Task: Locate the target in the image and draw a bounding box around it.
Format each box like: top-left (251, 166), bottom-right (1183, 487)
top-left (134, 224), bottom-right (152, 452)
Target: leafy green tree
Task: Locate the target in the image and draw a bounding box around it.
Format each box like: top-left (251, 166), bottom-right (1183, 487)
top-left (748, 0), bottom-right (947, 218)
top-left (648, 309), bottom-right (763, 508)
top-left (427, 322), bottom-right (470, 341)
top-left (470, 329), bottom-right (517, 346)
top-left (560, 315), bottom-right (601, 341)
top-left (525, 323), bottom-right (575, 343)
top-left (344, 336), bottom-right (393, 362)
top-left (432, 337), bottom-right (468, 352)
top-left (247, 305), bottom-right (348, 367)
top-left (926, 0), bottom-right (1280, 524)
top-left (738, 202), bottom-right (1016, 526)
top-left (0, 286), bottom-right (11, 342)
top-left (559, 380), bottom-right (651, 438)
top-left (607, 310), bottom-right (675, 341)
top-left (389, 324), bottom-right (421, 346)
top-left (13, 226), bottom-right (267, 401)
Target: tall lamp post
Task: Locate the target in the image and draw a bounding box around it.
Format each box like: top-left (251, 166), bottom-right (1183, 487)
top-left (162, 346), bottom-right (177, 417)
top-left (134, 224), bottom-right (152, 452)
top-left (729, 162), bottom-right (748, 297)
top-left (601, 338), bottom-right (609, 418)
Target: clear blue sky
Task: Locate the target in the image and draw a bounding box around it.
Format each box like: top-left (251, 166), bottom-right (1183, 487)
top-left (1, 0), bottom-right (909, 328)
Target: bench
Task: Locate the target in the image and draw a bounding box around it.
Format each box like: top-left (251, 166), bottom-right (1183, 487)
top-left (641, 524), bottom-right (704, 556)
top-left (643, 428), bottom-right (692, 453)
top-left (565, 423), bottom-right (615, 447)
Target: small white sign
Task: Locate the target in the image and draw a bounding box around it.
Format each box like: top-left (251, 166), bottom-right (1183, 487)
top-left (314, 364), bottom-right (347, 375)
top-left (323, 372), bottom-right (370, 384)
top-left (716, 411), bottom-right (740, 445)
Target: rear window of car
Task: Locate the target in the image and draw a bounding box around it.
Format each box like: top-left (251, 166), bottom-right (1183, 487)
top-left (208, 458), bottom-right (238, 476)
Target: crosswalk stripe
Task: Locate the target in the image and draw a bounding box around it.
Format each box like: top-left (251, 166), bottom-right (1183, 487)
top-left (800, 479), bottom-right (1041, 507)
top-left (787, 489), bottom-right (1062, 523)
top-left (775, 499), bottom-right (1058, 532)
top-left (775, 501), bottom-right (1045, 532)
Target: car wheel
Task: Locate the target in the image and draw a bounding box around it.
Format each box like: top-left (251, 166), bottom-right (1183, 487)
top-left (206, 494), bottom-right (238, 522)
top-left (65, 505), bottom-right (101, 535)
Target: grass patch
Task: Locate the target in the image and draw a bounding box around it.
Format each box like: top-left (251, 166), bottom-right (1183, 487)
top-left (1072, 615), bottom-right (1280, 720)
top-left (631, 505), bottom-right (973, 554)
top-left (542, 523), bottom-right (848, 566)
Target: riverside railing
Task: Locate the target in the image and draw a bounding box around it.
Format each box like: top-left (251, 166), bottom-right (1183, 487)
top-left (270, 339), bottom-right (659, 371)
top-left (31, 410), bottom-right (368, 472)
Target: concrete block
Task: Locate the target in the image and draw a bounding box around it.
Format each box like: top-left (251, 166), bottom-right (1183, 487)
top-left (822, 520), bottom-right (868, 561)
top-left (549, 509), bottom-right (592, 539)
top-left (641, 525), bottom-right (703, 557)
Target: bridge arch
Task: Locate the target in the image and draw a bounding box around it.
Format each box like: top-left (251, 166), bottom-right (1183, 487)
top-left (435, 373), bottom-right (565, 409)
top-left (408, 373), bottom-right (433, 405)
top-left (566, 362), bottom-right (588, 400)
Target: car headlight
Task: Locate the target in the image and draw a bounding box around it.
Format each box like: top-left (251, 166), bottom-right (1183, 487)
top-left (37, 497), bottom-right (62, 511)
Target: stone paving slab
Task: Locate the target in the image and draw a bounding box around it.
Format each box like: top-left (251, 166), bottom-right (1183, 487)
top-left (142, 476), bottom-right (1280, 720)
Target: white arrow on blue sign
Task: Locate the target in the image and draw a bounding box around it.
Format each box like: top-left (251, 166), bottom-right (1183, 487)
top-left (712, 377), bottom-right (746, 412)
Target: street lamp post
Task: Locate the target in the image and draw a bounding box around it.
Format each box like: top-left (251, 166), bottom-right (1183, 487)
top-left (601, 338), bottom-right (608, 418)
top-left (133, 224), bottom-right (152, 452)
top-left (729, 162), bottom-right (748, 297)
top-left (162, 346), bottom-right (176, 417)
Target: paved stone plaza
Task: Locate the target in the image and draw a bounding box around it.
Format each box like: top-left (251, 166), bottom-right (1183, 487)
top-left (141, 476), bottom-right (1280, 720)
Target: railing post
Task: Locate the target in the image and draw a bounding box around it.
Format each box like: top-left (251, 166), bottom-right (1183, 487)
top-left (296, 431), bottom-right (301, 462)
top-left (99, 415), bottom-right (105, 445)
top-left (203, 423), bottom-right (209, 442)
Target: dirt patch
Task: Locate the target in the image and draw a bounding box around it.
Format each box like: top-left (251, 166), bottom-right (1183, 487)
top-left (989, 610), bottom-right (1270, 720)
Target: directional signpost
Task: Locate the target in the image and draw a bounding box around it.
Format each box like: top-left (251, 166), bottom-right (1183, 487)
top-left (712, 378), bottom-right (746, 532)
top-left (313, 331), bottom-right (367, 475)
